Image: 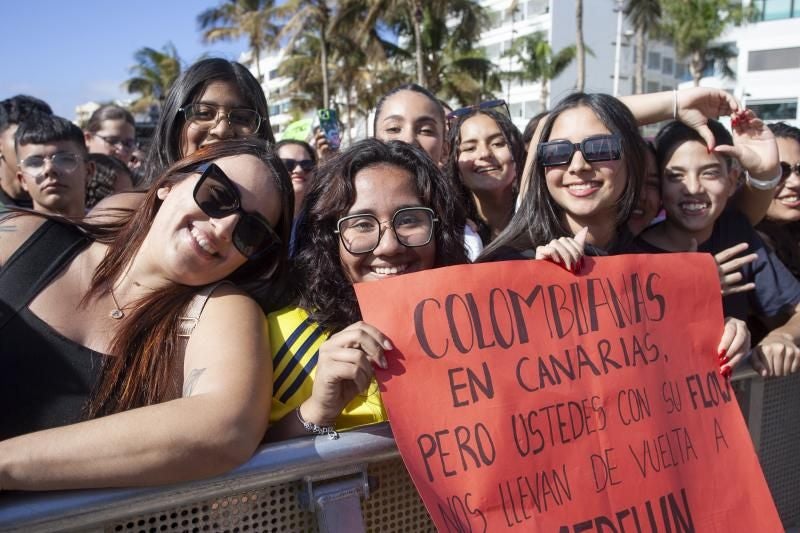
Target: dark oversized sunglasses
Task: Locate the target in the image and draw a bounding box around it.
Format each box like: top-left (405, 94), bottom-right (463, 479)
top-left (446, 99), bottom-right (510, 122)
top-left (280, 158), bottom-right (315, 172)
top-left (537, 134), bottom-right (622, 167)
top-left (780, 161), bottom-right (800, 182)
top-left (193, 163), bottom-right (281, 259)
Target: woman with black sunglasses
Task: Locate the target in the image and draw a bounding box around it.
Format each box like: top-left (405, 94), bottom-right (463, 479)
top-left (275, 139), bottom-right (317, 219)
top-left (264, 139), bottom-right (470, 440)
top-left (0, 139), bottom-right (293, 490)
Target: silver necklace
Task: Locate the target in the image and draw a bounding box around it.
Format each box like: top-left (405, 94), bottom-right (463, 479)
top-left (109, 287), bottom-right (125, 319)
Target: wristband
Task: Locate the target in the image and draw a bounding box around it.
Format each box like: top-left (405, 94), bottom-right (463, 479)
top-left (672, 89), bottom-right (678, 120)
top-left (296, 407), bottom-right (339, 440)
top-left (746, 168), bottom-right (783, 190)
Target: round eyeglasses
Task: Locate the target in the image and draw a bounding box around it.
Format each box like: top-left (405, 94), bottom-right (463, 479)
top-left (18, 152), bottom-right (83, 178)
top-left (180, 103), bottom-right (263, 134)
top-left (335, 207), bottom-right (438, 255)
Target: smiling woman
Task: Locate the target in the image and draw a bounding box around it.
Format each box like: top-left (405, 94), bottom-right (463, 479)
top-left (0, 138), bottom-right (293, 490)
top-left (265, 139), bottom-right (469, 440)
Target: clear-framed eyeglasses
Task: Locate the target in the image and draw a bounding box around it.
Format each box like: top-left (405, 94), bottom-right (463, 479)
top-left (335, 207), bottom-right (438, 255)
top-left (180, 103), bottom-right (263, 134)
top-left (18, 152), bottom-right (83, 178)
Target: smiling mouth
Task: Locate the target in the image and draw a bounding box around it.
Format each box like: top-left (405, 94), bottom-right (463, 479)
top-left (678, 200), bottom-right (710, 215)
top-left (370, 264), bottom-right (409, 276)
top-left (777, 194), bottom-right (800, 207)
top-left (190, 225), bottom-right (220, 257)
top-left (477, 166), bottom-right (500, 174)
top-left (630, 207), bottom-right (645, 218)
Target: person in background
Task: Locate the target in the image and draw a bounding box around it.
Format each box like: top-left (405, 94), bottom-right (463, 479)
top-left (85, 153), bottom-right (134, 209)
top-left (0, 95), bottom-right (53, 208)
top-left (445, 107), bottom-right (524, 243)
top-left (83, 105), bottom-right (137, 167)
top-left (275, 139), bottom-right (317, 218)
top-left (15, 114), bottom-right (92, 218)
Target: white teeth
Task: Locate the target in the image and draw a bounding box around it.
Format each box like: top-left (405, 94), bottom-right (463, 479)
top-left (632, 208), bottom-right (645, 216)
top-left (567, 182), bottom-right (596, 190)
top-left (372, 264), bottom-right (408, 275)
top-left (190, 227), bottom-right (218, 255)
top-left (477, 167), bottom-right (499, 173)
top-left (681, 202), bottom-right (708, 212)
top-left (779, 195), bottom-right (799, 202)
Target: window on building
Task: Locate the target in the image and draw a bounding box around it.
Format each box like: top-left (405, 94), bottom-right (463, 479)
top-left (526, 0), bottom-right (548, 17)
top-left (675, 62), bottom-right (688, 80)
top-left (748, 47), bottom-right (800, 71)
top-left (509, 102), bottom-right (523, 118)
top-left (524, 100), bottom-right (538, 117)
top-left (269, 69), bottom-right (279, 79)
top-left (754, 0), bottom-right (799, 20)
top-left (485, 43), bottom-right (501, 59)
top-left (662, 57), bottom-right (674, 76)
top-left (269, 104), bottom-right (280, 116)
top-left (747, 98), bottom-right (798, 120)
top-left (646, 81), bottom-right (660, 93)
top-left (647, 52), bottom-right (661, 70)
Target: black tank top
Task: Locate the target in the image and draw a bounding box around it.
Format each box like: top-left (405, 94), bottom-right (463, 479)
top-left (0, 220), bottom-right (106, 439)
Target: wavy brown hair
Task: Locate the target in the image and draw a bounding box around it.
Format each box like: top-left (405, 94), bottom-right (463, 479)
top-left (293, 139), bottom-right (469, 332)
top-left (82, 138), bottom-right (293, 418)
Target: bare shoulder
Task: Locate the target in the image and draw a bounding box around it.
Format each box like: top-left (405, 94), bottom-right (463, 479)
top-left (86, 192), bottom-right (146, 225)
top-left (0, 214), bottom-right (47, 267)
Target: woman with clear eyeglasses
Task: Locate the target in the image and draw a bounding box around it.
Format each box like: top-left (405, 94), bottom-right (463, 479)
top-left (83, 105), bottom-right (137, 181)
top-left (264, 139), bottom-right (470, 440)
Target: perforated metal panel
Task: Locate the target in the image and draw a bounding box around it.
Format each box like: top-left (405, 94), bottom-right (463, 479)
top-left (106, 458), bottom-right (432, 533)
top-left (757, 373), bottom-right (800, 528)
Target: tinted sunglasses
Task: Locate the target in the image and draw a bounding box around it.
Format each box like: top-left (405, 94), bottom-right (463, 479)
top-left (193, 163), bottom-right (281, 259)
top-left (537, 134), bottom-right (622, 167)
top-left (280, 158), bottom-right (315, 172)
top-left (446, 99), bottom-right (510, 122)
top-left (780, 161), bottom-right (800, 182)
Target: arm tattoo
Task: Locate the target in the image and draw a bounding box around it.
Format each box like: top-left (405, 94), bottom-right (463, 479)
top-left (183, 368), bottom-right (207, 397)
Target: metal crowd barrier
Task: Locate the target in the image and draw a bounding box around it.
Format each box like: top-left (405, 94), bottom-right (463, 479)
top-left (0, 370), bottom-right (798, 532)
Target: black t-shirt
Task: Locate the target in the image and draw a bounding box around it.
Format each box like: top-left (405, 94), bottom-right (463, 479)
top-left (0, 185), bottom-right (33, 209)
top-left (627, 209), bottom-right (800, 321)
top-left (756, 219), bottom-right (800, 279)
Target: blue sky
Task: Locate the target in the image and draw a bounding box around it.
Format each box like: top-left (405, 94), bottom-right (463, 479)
top-left (1, 1), bottom-right (250, 119)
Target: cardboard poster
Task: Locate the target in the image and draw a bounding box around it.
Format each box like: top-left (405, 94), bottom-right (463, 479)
top-left (355, 254), bottom-right (782, 532)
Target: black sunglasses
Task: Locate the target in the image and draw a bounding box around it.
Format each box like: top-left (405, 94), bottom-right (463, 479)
top-left (193, 163), bottom-right (281, 259)
top-left (537, 134), bottom-right (622, 167)
top-left (280, 158), bottom-right (315, 172)
top-left (446, 99), bottom-right (510, 122)
top-left (780, 161), bottom-right (800, 182)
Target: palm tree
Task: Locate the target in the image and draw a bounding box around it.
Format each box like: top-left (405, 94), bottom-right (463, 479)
top-left (660, 0), bottom-right (754, 86)
top-left (197, 0), bottom-right (279, 85)
top-left (276, 0), bottom-right (333, 108)
top-left (575, 0), bottom-right (586, 92)
top-left (125, 43), bottom-right (182, 114)
top-left (502, 32), bottom-right (578, 112)
top-left (624, 0), bottom-right (661, 94)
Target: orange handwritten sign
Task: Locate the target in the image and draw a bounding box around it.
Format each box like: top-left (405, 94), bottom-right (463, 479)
top-left (355, 254), bottom-right (782, 532)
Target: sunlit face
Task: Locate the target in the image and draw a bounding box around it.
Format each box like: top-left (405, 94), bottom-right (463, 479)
top-left (628, 149), bottom-right (661, 235)
top-left (338, 163), bottom-right (436, 284)
top-left (766, 136), bottom-right (800, 223)
top-left (277, 142), bottom-right (314, 213)
top-left (179, 80), bottom-right (253, 157)
top-left (544, 106), bottom-right (626, 231)
top-left (16, 140), bottom-right (89, 217)
top-left (0, 124), bottom-right (27, 199)
top-left (375, 90), bottom-right (445, 163)
top-left (148, 154), bottom-right (282, 286)
top-left (85, 119), bottom-right (136, 164)
top-left (660, 140), bottom-right (735, 238)
top-left (457, 113), bottom-right (516, 194)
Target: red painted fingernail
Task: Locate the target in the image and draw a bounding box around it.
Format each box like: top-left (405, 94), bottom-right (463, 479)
top-left (718, 349), bottom-right (727, 358)
top-left (718, 355), bottom-right (730, 365)
top-left (720, 366), bottom-right (732, 378)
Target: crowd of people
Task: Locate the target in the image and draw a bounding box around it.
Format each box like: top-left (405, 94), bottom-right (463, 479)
top-left (0, 56), bottom-right (798, 492)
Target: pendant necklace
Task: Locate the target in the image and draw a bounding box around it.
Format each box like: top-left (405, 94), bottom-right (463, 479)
top-left (109, 286), bottom-right (125, 320)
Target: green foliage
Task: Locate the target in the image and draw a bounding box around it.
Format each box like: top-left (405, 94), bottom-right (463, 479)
top-left (125, 43), bottom-right (182, 113)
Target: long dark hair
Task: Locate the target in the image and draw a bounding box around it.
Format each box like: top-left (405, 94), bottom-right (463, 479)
top-left (481, 92), bottom-right (647, 260)
top-left (294, 139), bottom-right (469, 332)
top-left (372, 83), bottom-right (445, 136)
top-left (142, 58), bottom-right (275, 186)
top-left (445, 108), bottom-right (525, 237)
top-left (84, 138), bottom-right (292, 417)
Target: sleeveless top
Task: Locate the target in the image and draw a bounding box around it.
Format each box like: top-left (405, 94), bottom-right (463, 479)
top-left (0, 220), bottom-right (101, 439)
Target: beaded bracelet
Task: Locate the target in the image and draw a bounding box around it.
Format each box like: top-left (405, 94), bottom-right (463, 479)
top-left (296, 407), bottom-right (340, 440)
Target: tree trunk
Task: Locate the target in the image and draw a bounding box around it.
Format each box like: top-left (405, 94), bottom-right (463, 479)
top-left (253, 46), bottom-right (268, 101)
top-left (346, 87), bottom-right (353, 144)
top-left (320, 33), bottom-right (330, 107)
top-left (575, 0), bottom-right (585, 92)
top-left (690, 50), bottom-right (703, 87)
top-left (540, 79), bottom-right (548, 112)
top-left (635, 27), bottom-right (645, 94)
top-left (413, 0), bottom-right (425, 86)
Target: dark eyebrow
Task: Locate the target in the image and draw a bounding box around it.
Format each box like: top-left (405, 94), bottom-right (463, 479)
top-left (666, 162), bottom-right (723, 172)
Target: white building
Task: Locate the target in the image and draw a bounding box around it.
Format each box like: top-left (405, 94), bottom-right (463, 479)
top-left (478, 0), bottom-right (686, 129)
top-left (241, 49), bottom-right (295, 137)
top-left (684, 0), bottom-right (800, 126)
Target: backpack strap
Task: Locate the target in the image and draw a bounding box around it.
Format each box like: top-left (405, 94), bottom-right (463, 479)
top-left (177, 281), bottom-right (232, 339)
top-left (0, 220), bottom-right (90, 331)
